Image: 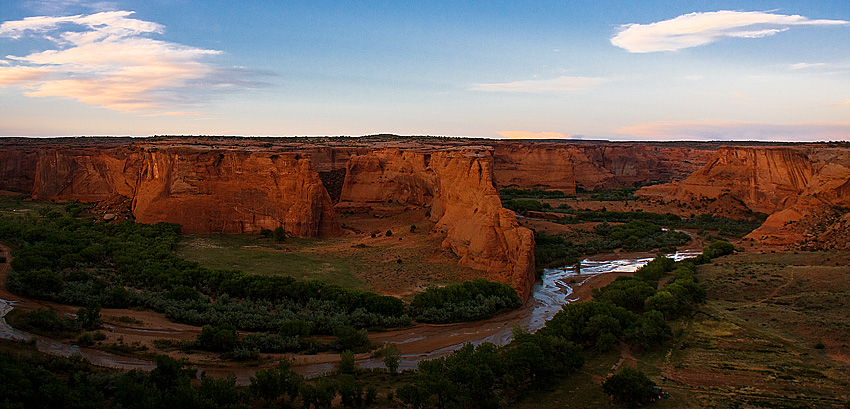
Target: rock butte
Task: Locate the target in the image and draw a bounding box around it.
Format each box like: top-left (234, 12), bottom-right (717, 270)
top-left (3, 136), bottom-right (849, 297)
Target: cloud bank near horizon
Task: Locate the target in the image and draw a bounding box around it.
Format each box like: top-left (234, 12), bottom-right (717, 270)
top-left (617, 121), bottom-right (850, 141)
top-left (612, 10), bottom-right (849, 53)
top-left (0, 10), bottom-right (262, 113)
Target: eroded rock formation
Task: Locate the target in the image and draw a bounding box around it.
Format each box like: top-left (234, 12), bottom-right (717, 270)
top-left (637, 145), bottom-right (850, 245)
top-left (337, 147), bottom-right (536, 297)
top-left (492, 143), bottom-right (715, 193)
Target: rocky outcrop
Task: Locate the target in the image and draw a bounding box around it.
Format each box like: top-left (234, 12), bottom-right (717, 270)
top-left (637, 145), bottom-right (850, 245)
top-left (338, 148), bottom-right (536, 298)
top-left (430, 150), bottom-right (536, 298)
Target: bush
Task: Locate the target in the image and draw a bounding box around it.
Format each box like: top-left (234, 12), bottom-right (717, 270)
top-left (196, 323), bottom-right (239, 352)
top-left (602, 367), bottom-right (656, 407)
top-left (410, 279), bottom-right (521, 323)
top-left (331, 325), bottom-right (370, 352)
top-left (273, 226), bottom-right (286, 242)
top-left (375, 343), bottom-right (401, 374)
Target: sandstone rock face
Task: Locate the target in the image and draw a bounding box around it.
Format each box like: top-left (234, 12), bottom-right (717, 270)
top-left (338, 148), bottom-right (536, 298)
top-left (637, 145), bottom-right (850, 245)
top-left (31, 148), bottom-right (140, 202)
top-left (338, 148), bottom-right (435, 207)
top-left (492, 143), bottom-right (715, 192)
top-left (132, 148), bottom-right (341, 236)
top-left (637, 147), bottom-right (814, 214)
top-left (430, 150), bottom-right (536, 298)
top-left (0, 142), bottom-right (341, 237)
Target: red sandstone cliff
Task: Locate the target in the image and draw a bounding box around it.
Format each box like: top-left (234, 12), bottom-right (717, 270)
top-left (637, 145), bottom-right (850, 245)
top-left (132, 147), bottom-right (341, 236)
top-left (0, 142), bottom-right (341, 237)
top-left (337, 147), bottom-right (536, 298)
top-left (492, 143), bottom-right (714, 192)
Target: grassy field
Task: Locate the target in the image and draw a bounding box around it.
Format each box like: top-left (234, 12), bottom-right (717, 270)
top-left (511, 250), bottom-right (850, 408)
top-left (175, 234), bottom-right (367, 289)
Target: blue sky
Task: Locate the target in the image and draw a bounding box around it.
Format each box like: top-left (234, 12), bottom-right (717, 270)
top-left (0, 1), bottom-right (848, 140)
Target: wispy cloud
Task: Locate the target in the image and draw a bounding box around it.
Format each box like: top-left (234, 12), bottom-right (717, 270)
top-left (471, 76), bottom-right (608, 92)
top-left (612, 11), bottom-right (849, 53)
top-left (497, 131), bottom-right (577, 139)
top-left (617, 121), bottom-right (850, 141)
top-left (0, 11), bottom-right (266, 112)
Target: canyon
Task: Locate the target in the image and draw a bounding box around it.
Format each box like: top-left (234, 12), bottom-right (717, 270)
top-left (2, 136), bottom-right (849, 297)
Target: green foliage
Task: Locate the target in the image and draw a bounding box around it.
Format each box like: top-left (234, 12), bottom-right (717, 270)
top-left (534, 225), bottom-right (688, 272)
top-left (502, 198), bottom-right (551, 213)
top-left (0, 212), bottom-right (412, 344)
top-left (331, 325), bottom-right (371, 352)
top-left (633, 255), bottom-right (676, 282)
top-left (12, 307), bottom-right (81, 337)
top-left (602, 367), bottom-right (656, 408)
top-left (591, 277), bottom-right (656, 312)
top-left (705, 239), bottom-right (736, 258)
top-left (500, 188), bottom-right (567, 200)
top-left (249, 360), bottom-right (302, 406)
top-left (409, 279), bottom-right (521, 323)
top-left (375, 343), bottom-right (401, 374)
top-left (196, 323), bottom-right (239, 352)
top-left (76, 302), bottom-right (102, 331)
top-left (273, 226), bottom-right (286, 242)
top-left (338, 350), bottom-right (356, 374)
top-left (280, 319), bottom-right (311, 337)
top-left (589, 187), bottom-right (638, 201)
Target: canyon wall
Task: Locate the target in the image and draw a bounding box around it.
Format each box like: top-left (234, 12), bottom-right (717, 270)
top-left (0, 143), bottom-right (341, 236)
top-left (132, 147), bottom-right (340, 236)
top-left (337, 147), bottom-right (536, 298)
top-left (491, 143), bottom-right (715, 193)
top-left (637, 145), bottom-right (850, 245)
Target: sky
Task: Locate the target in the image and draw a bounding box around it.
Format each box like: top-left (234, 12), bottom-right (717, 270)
top-left (0, 1), bottom-right (848, 141)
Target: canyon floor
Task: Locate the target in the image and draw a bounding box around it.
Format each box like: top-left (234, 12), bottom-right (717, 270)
top-left (513, 250), bottom-right (850, 408)
top-left (3, 184), bottom-right (850, 407)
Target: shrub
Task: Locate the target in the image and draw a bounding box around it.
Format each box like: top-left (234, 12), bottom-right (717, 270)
top-left (602, 367), bottom-right (656, 407)
top-left (273, 226), bottom-right (287, 241)
top-left (196, 323), bottom-right (239, 352)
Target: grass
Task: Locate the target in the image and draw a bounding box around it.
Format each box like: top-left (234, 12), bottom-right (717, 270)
top-left (509, 250), bottom-right (850, 408)
top-left (176, 234), bottom-right (366, 289)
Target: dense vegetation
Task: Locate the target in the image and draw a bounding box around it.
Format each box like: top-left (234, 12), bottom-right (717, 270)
top-left (589, 187), bottom-right (638, 201)
top-left (0, 203), bottom-right (526, 354)
top-left (397, 241), bottom-right (734, 408)
top-left (499, 188), bottom-right (568, 200)
top-left (0, 224), bottom-right (734, 408)
top-left (0, 211), bottom-right (409, 338)
top-left (409, 279), bottom-right (521, 323)
top-left (534, 220), bottom-right (690, 271)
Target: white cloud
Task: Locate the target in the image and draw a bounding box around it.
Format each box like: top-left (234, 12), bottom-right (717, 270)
top-left (0, 11), bottom-right (262, 112)
top-left (497, 131), bottom-right (577, 139)
top-left (471, 76), bottom-right (608, 92)
top-left (612, 10), bottom-right (849, 53)
top-left (617, 121), bottom-right (850, 141)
